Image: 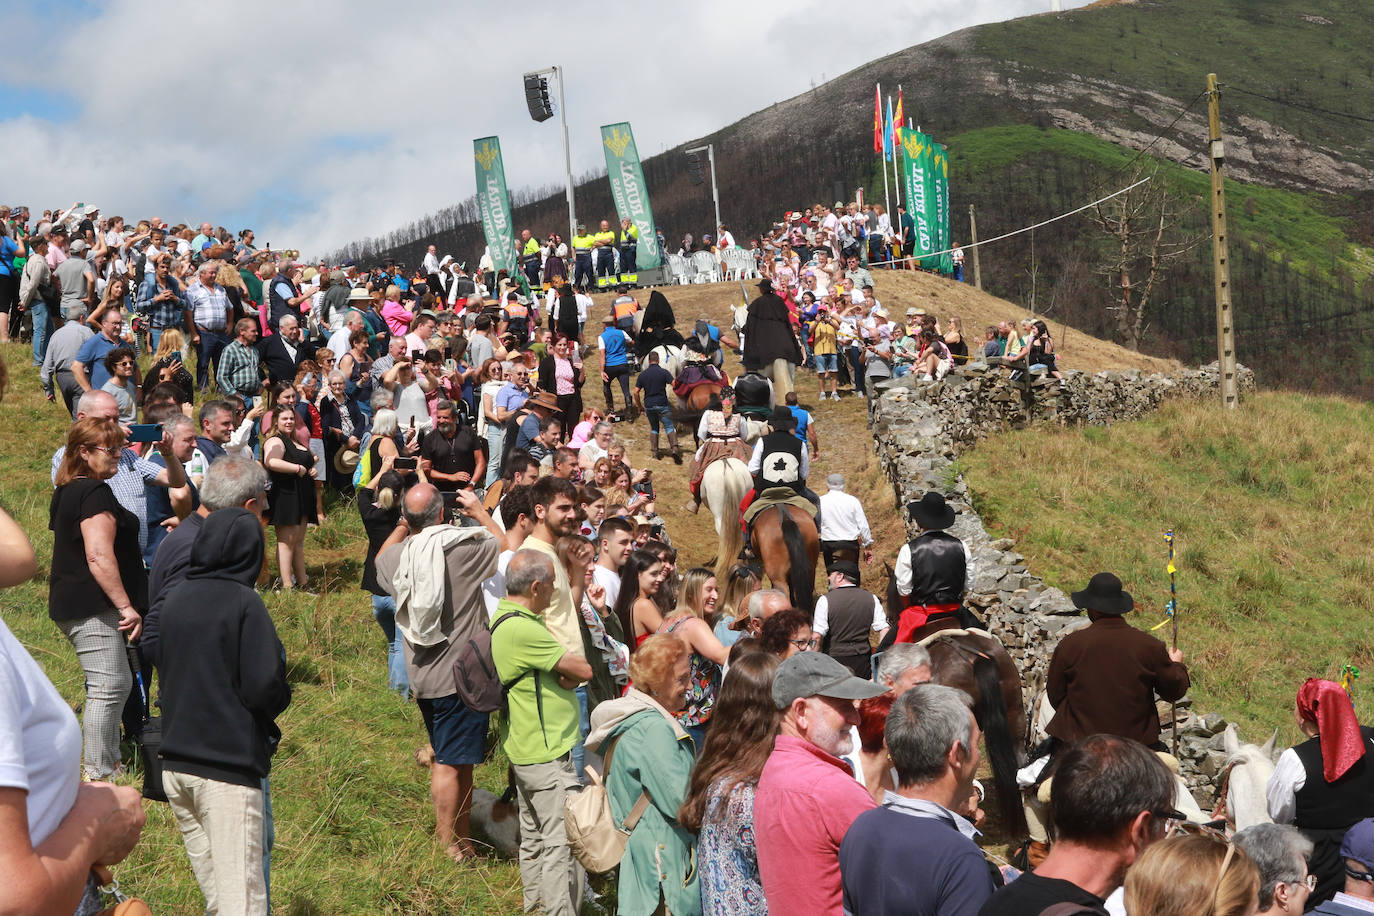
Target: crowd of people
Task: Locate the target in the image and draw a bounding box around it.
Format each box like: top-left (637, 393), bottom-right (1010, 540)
top-left (0, 200), bottom-right (1364, 916)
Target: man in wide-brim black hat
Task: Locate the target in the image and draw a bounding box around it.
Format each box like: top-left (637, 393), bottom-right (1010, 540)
top-left (1044, 571), bottom-right (1191, 751)
top-left (886, 491), bottom-right (984, 640)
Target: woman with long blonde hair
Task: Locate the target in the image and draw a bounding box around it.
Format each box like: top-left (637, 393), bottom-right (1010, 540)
top-left (143, 326), bottom-right (193, 405)
top-left (657, 566), bottom-right (729, 751)
top-left (1124, 832), bottom-right (1260, 916)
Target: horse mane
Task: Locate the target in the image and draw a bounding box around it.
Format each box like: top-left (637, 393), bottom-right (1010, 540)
top-left (778, 505), bottom-right (814, 613)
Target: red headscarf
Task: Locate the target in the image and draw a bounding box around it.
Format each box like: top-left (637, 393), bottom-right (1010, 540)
top-left (1297, 678), bottom-right (1366, 783)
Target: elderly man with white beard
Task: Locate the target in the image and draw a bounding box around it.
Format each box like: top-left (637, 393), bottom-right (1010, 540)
top-left (753, 652), bottom-right (887, 916)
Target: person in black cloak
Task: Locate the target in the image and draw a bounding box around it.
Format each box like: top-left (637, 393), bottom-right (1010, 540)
top-left (637, 290), bottom-right (685, 355)
top-left (742, 279), bottom-right (802, 398)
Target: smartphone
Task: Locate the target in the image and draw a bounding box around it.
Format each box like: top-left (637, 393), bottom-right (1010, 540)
top-left (444, 359), bottom-right (456, 372)
top-left (128, 423), bottom-right (163, 444)
top-left (394, 457), bottom-right (418, 471)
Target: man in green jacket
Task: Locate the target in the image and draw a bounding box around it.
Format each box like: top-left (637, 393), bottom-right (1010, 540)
top-left (492, 549), bottom-right (593, 916)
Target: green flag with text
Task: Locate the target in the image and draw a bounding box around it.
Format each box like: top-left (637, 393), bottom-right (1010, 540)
top-left (932, 144), bottom-right (952, 274)
top-left (473, 136), bottom-right (516, 277)
top-left (900, 128), bottom-right (935, 268)
top-left (600, 122), bottom-right (661, 271)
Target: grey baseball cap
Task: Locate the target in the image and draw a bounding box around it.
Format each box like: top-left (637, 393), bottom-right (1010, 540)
top-left (772, 652), bottom-right (887, 710)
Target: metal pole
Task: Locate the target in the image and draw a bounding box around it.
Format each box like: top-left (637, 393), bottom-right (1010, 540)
top-left (552, 65), bottom-right (577, 249)
top-left (1207, 73), bottom-right (1238, 409)
top-left (968, 204), bottom-right (983, 290)
top-left (707, 143), bottom-right (722, 238)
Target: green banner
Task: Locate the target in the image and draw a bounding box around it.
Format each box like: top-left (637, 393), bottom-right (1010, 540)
top-left (932, 144), bottom-right (952, 274)
top-left (473, 136), bottom-right (516, 277)
top-left (899, 128), bottom-right (935, 267)
top-left (600, 122), bottom-right (661, 271)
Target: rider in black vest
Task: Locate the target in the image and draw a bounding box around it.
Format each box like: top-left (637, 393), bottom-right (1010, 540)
top-left (890, 491), bottom-right (983, 641)
top-left (816, 561), bottom-right (888, 678)
top-left (751, 407), bottom-right (806, 497)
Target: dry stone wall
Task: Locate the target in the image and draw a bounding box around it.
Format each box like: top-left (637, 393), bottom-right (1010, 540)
top-left (869, 361), bottom-right (1255, 805)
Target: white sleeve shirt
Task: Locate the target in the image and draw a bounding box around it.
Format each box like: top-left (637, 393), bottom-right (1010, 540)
top-left (893, 537), bottom-right (974, 598)
top-left (1266, 747), bottom-right (1304, 825)
top-left (812, 590), bottom-right (886, 637)
top-left (817, 491), bottom-right (872, 546)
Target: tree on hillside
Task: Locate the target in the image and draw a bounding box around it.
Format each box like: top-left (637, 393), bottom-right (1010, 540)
top-left (1091, 166), bottom-right (1204, 351)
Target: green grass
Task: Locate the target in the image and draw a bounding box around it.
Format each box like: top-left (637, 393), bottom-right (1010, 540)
top-left (946, 124), bottom-right (1369, 280)
top-left (975, 0), bottom-right (1374, 165)
top-left (961, 390), bottom-right (1374, 744)
top-left (0, 342), bottom-right (526, 914)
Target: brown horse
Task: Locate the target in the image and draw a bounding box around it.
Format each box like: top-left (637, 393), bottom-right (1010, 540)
top-left (884, 569), bottom-right (1030, 836)
top-left (675, 374), bottom-right (724, 447)
top-left (750, 503), bottom-right (819, 612)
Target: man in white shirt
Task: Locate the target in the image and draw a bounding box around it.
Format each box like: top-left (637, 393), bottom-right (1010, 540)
top-left (812, 561), bottom-right (888, 677)
top-left (327, 309), bottom-right (366, 360)
top-left (592, 517), bottom-right (634, 611)
top-left (818, 474), bottom-right (873, 566)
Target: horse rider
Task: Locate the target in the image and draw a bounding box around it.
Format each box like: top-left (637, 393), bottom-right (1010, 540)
top-left (571, 224), bottom-right (596, 292)
top-left (519, 229), bottom-right (542, 287)
top-left (742, 278), bottom-right (803, 399)
top-left (684, 319), bottom-right (725, 374)
top-left (617, 218), bottom-right (638, 282)
top-left (1044, 571), bottom-right (1189, 751)
top-left (685, 386), bottom-right (751, 515)
top-left (732, 359), bottom-right (774, 419)
top-left (891, 492), bottom-right (983, 639)
top-left (593, 220), bottom-right (617, 289)
top-left (637, 290), bottom-right (684, 355)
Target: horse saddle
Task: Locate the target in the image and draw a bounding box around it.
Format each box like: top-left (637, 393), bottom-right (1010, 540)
top-left (672, 365), bottom-right (723, 397)
top-left (743, 488), bottom-right (814, 527)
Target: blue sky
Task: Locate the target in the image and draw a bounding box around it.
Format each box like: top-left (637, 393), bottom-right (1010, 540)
top-left (0, 0), bottom-right (1089, 256)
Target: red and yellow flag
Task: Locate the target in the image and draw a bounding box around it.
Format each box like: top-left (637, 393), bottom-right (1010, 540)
top-left (873, 85), bottom-right (883, 154)
top-left (893, 89), bottom-right (904, 150)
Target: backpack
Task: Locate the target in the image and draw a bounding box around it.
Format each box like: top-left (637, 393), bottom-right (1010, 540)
top-left (564, 734), bottom-right (652, 873)
top-left (452, 611), bottom-right (529, 713)
top-left (351, 432), bottom-right (374, 488)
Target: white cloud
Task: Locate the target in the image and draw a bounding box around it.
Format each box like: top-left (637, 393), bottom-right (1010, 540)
top-left (0, 0), bottom-right (1088, 256)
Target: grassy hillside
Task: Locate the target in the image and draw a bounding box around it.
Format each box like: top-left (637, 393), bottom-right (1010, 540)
top-left (8, 270), bottom-right (1135, 912)
top-left (960, 391), bottom-right (1374, 744)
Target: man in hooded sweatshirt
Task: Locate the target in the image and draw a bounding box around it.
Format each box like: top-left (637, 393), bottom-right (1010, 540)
top-left (157, 507), bottom-right (291, 916)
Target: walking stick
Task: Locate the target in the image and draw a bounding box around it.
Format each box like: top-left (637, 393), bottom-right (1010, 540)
top-left (1166, 530), bottom-right (1179, 755)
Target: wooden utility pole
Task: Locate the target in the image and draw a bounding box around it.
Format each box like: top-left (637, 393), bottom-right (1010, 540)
top-left (968, 204), bottom-right (983, 290)
top-left (1207, 73), bottom-right (1239, 408)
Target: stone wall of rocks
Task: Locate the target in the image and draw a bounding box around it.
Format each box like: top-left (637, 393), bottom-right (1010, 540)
top-left (870, 361), bottom-right (1255, 806)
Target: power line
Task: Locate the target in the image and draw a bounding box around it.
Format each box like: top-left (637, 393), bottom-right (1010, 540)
top-left (872, 176), bottom-right (1152, 266)
top-left (1222, 84), bottom-right (1374, 126)
top-left (1088, 90), bottom-right (1209, 195)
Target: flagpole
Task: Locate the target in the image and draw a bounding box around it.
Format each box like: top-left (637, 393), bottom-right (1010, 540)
top-left (892, 88), bottom-right (906, 262)
top-left (882, 97), bottom-right (892, 250)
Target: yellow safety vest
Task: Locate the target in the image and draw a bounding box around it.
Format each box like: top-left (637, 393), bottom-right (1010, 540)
top-left (522, 238), bottom-right (540, 256)
top-left (573, 234), bottom-right (596, 255)
top-left (593, 230), bottom-right (616, 248)
top-left (620, 226), bottom-right (638, 244)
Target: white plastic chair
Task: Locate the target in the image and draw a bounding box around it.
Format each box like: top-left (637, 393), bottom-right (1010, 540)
top-left (667, 254), bottom-right (690, 285)
top-left (690, 251), bottom-right (720, 284)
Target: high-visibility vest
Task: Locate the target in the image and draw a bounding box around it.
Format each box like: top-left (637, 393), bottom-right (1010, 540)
top-left (593, 230), bottom-right (616, 248)
top-left (612, 296), bottom-right (638, 321)
top-left (522, 238), bottom-right (540, 257)
top-left (506, 300), bottom-right (528, 318)
top-left (573, 234), bottom-right (596, 255)
top-left (620, 225), bottom-right (638, 244)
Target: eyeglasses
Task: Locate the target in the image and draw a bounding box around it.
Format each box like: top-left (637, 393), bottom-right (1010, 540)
top-left (85, 444), bottom-right (122, 455)
top-left (1290, 873), bottom-right (1318, 891)
top-left (790, 636), bottom-right (820, 651)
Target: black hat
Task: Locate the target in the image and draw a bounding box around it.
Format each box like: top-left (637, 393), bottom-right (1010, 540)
top-left (906, 491), bottom-right (956, 530)
top-left (1071, 572), bottom-right (1135, 615)
top-left (757, 278), bottom-right (774, 294)
top-left (827, 560), bottom-right (861, 583)
top-left (768, 406), bottom-right (796, 429)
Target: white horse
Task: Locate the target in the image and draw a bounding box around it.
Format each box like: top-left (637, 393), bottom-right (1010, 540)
top-left (1221, 723), bottom-right (1278, 831)
top-left (700, 457), bottom-right (752, 580)
top-left (730, 303), bottom-right (748, 352)
top-left (640, 344), bottom-right (683, 377)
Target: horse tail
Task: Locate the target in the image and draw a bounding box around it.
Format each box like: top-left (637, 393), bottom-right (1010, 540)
top-left (972, 653), bottom-right (1029, 837)
top-left (779, 505), bottom-right (814, 612)
top-left (712, 462), bottom-right (747, 581)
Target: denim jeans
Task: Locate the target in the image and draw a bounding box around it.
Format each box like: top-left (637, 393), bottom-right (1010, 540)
top-left (30, 297), bottom-right (53, 367)
top-left (370, 595), bottom-right (409, 695)
top-left (571, 686), bottom-right (590, 784)
top-left (485, 426), bottom-right (505, 487)
top-left (196, 330), bottom-right (229, 391)
top-left (644, 405), bottom-right (675, 434)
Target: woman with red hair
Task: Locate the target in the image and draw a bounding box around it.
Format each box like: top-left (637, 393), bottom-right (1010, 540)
top-left (1267, 678), bottom-right (1374, 906)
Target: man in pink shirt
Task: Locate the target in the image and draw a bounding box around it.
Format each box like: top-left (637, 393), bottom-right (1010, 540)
top-left (755, 651), bottom-right (888, 915)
